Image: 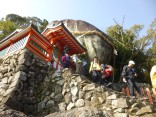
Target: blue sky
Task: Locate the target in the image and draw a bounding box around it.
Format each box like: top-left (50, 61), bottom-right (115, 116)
top-left (0, 0), bottom-right (156, 36)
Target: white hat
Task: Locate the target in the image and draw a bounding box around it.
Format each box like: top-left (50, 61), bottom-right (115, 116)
top-left (129, 60), bottom-right (135, 65)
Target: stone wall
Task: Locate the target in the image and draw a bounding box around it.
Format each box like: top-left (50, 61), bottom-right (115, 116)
top-left (54, 69), bottom-right (156, 117)
top-left (0, 48), bottom-right (65, 116)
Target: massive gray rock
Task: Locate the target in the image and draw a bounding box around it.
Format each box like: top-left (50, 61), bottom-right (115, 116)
top-left (48, 19), bottom-right (114, 63)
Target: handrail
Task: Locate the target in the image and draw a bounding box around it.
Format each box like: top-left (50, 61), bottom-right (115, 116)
top-left (122, 83), bottom-right (156, 105)
top-left (53, 60), bottom-right (62, 70)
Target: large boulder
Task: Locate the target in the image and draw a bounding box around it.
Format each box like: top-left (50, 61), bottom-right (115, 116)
top-left (48, 19), bottom-right (114, 64)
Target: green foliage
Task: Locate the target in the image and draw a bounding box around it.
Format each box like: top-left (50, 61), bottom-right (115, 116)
top-left (5, 14), bottom-right (49, 32)
top-left (6, 14), bottom-right (28, 29)
top-left (0, 20), bottom-right (16, 40)
top-left (39, 19), bottom-right (49, 32)
top-left (147, 18), bottom-right (156, 65)
top-left (106, 24), bottom-right (151, 83)
top-left (0, 14), bottom-right (49, 40)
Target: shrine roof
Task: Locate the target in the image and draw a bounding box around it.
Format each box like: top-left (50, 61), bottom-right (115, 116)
top-left (0, 24), bottom-right (52, 50)
top-left (42, 23), bottom-right (87, 55)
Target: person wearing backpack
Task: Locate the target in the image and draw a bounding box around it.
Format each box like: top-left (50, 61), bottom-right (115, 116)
top-left (62, 54), bottom-right (71, 69)
top-left (72, 54), bottom-right (82, 74)
top-left (89, 56), bottom-right (101, 82)
top-left (81, 58), bottom-right (88, 76)
top-left (100, 64), bottom-right (113, 86)
top-left (121, 60), bottom-right (142, 96)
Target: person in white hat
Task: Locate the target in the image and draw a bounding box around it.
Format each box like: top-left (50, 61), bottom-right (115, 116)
top-left (129, 60), bottom-right (135, 65)
top-left (121, 60), bottom-right (142, 96)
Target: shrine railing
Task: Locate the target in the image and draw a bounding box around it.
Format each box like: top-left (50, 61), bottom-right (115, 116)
top-left (0, 35), bottom-right (29, 57)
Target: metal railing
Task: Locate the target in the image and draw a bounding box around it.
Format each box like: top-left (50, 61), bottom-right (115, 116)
top-left (7, 36), bottom-right (28, 54)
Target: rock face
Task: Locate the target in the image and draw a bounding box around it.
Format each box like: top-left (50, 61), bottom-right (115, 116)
top-left (0, 105), bottom-right (27, 117)
top-left (48, 19), bottom-right (114, 63)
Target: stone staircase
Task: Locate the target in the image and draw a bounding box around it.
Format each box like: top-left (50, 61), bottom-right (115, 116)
top-left (45, 69), bottom-right (156, 117)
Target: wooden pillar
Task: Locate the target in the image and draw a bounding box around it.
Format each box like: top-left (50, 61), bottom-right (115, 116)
top-left (122, 87), bottom-right (126, 95)
top-left (152, 88), bottom-right (156, 102)
top-left (26, 31), bottom-right (32, 47)
top-left (146, 87), bottom-right (153, 105)
top-left (23, 34), bottom-right (31, 47)
top-left (141, 87), bottom-right (147, 102)
top-left (56, 50), bottom-right (61, 69)
top-left (126, 87), bottom-right (130, 96)
top-left (47, 47), bottom-right (53, 62)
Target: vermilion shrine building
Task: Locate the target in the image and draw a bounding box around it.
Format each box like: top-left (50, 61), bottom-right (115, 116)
top-left (0, 23), bottom-right (86, 70)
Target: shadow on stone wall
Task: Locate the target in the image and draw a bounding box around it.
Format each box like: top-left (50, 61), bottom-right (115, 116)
top-left (0, 48), bottom-right (64, 116)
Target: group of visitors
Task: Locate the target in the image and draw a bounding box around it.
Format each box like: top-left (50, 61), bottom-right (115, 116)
top-left (61, 53), bottom-right (88, 76)
top-left (61, 54), bottom-right (113, 86)
top-left (89, 56), bottom-right (113, 86)
top-left (61, 48), bottom-right (156, 97)
top-left (85, 55), bottom-right (145, 97)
